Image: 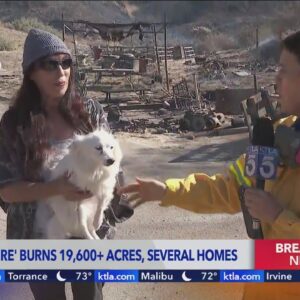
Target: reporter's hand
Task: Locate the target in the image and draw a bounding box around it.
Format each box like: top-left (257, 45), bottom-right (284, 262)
top-left (244, 188), bottom-right (283, 223)
top-left (117, 177), bottom-right (167, 208)
top-left (50, 172), bottom-right (93, 201)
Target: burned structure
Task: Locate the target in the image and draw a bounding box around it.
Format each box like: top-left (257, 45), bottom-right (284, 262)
top-left (59, 17), bottom-right (280, 138)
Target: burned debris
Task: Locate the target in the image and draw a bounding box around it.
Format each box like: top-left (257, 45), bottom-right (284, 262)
top-left (61, 17), bottom-right (279, 138)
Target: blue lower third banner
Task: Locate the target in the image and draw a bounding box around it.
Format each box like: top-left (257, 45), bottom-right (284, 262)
top-left (1, 270), bottom-right (220, 283)
top-left (1, 270), bottom-right (300, 283)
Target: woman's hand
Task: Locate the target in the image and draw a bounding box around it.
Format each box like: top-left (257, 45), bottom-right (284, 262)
top-left (49, 172), bottom-right (93, 201)
top-left (117, 178), bottom-right (167, 208)
top-left (244, 188), bottom-right (283, 223)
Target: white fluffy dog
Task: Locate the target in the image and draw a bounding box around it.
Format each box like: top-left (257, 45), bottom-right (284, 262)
top-left (44, 129), bottom-right (122, 239)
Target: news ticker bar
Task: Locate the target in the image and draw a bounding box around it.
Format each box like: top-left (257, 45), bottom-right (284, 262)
top-left (0, 270), bottom-right (300, 283)
top-left (1, 240), bottom-right (300, 270)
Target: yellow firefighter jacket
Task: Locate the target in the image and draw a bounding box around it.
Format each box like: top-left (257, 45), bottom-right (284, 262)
top-left (161, 115), bottom-right (300, 300)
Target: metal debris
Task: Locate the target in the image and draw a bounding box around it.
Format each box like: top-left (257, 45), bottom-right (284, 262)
top-left (179, 111), bottom-right (226, 132)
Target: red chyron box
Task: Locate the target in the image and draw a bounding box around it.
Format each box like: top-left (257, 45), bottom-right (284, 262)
top-left (255, 240), bottom-right (300, 269)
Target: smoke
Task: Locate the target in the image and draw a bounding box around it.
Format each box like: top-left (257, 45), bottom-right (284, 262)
top-left (158, 1), bottom-right (211, 24)
top-left (128, 1), bottom-right (213, 25)
top-left (252, 36), bottom-right (281, 62)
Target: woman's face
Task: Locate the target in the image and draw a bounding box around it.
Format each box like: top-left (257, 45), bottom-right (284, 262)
top-left (276, 48), bottom-right (300, 116)
top-left (30, 53), bottom-right (72, 108)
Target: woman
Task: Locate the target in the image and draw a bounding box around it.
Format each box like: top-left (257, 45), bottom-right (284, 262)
top-left (0, 28), bottom-right (133, 300)
top-left (119, 30), bottom-right (300, 300)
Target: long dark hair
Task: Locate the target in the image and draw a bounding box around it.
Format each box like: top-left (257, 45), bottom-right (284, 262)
top-left (7, 58), bottom-right (94, 180)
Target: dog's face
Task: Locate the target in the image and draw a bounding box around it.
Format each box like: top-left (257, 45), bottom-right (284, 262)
top-left (72, 129), bottom-right (122, 168)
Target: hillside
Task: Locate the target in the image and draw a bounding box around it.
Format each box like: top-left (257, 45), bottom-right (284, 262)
top-left (1, 1), bottom-right (300, 49)
top-left (0, 1), bottom-right (130, 23)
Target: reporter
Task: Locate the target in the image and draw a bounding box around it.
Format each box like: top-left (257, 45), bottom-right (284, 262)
top-left (119, 31), bottom-right (300, 300)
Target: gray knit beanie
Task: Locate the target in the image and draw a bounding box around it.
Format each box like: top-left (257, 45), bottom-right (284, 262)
top-left (22, 28), bottom-right (72, 74)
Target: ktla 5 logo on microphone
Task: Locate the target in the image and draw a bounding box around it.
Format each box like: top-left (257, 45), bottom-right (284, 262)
top-left (245, 146), bottom-right (279, 180)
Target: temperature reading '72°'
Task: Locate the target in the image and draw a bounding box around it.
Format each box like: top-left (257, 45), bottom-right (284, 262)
top-left (201, 271), bottom-right (218, 281)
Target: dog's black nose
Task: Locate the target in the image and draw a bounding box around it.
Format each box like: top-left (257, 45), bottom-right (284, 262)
top-left (105, 159), bottom-right (115, 166)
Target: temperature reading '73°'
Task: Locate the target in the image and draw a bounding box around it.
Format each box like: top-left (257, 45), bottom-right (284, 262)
top-left (76, 272), bottom-right (93, 281)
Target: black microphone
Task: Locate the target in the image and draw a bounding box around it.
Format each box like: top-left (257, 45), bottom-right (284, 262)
top-left (244, 117), bottom-right (278, 239)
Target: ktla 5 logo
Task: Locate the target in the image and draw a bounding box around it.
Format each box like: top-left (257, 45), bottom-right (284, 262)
top-left (244, 146), bottom-right (279, 180)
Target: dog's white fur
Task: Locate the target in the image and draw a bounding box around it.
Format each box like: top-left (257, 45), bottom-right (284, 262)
top-left (44, 129), bottom-right (122, 239)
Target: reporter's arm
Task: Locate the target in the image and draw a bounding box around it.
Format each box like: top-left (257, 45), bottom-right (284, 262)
top-left (161, 171), bottom-right (241, 214)
top-left (120, 155), bottom-right (251, 214)
top-left (161, 154), bottom-right (254, 214)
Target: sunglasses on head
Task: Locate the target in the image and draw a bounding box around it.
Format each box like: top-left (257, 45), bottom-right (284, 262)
top-left (37, 58), bottom-right (73, 71)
